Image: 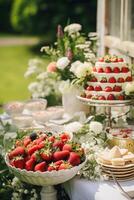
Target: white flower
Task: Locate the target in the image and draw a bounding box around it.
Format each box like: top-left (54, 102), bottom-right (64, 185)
top-left (40, 46), bottom-right (49, 52)
top-left (89, 121), bottom-right (103, 134)
top-left (37, 72), bottom-right (48, 80)
top-left (64, 122), bottom-right (82, 133)
top-left (125, 81), bottom-right (134, 95)
top-left (56, 57), bottom-right (70, 70)
top-left (28, 82), bottom-right (39, 92)
top-left (70, 61), bottom-right (92, 78)
top-left (64, 23), bottom-right (82, 35)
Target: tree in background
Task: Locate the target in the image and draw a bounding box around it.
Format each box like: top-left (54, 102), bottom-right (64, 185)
top-left (11, 0), bottom-right (97, 38)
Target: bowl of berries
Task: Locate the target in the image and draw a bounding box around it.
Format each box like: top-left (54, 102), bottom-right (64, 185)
top-left (5, 130), bottom-right (86, 189)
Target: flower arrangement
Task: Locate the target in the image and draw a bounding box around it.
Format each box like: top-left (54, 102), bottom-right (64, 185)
top-left (25, 23), bottom-right (98, 102)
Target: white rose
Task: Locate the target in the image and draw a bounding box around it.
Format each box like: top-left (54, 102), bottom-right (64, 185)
top-left (89, 121), bottom-right (103, 134)
top-left (64, 23), bottom-right (82, 35)
top-left (70, 61), bottom-right (92, 78)
top-left (125, 81), bottom-right (134, 95)
top-left (56, 57), bottom-right (70, 70)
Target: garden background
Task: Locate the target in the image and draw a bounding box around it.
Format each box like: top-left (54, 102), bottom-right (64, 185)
top-left (0, 0), bottom-right (97, 106)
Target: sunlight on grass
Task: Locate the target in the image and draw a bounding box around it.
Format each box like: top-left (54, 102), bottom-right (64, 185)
top-left (0, 45), bottom-right (48, 104)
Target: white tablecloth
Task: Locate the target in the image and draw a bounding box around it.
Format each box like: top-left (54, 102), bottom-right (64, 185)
top-left (64, 176), bottom-right (134, 200)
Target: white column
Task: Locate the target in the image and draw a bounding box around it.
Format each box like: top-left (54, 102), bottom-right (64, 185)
top-left (97, 0), bottom-right (105, 56)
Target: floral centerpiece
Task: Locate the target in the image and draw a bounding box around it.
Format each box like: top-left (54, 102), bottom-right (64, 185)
top-left (25, 23), bottom-right (98, 108)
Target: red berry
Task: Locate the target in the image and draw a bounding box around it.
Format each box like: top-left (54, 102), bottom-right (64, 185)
top-left (109, 77), bottom-right (116, 83)
top-left (98, 96), bottom-right (106, 100)
top-left (100, 77), bottom-right (107, 83)
top-left (104, 86), bottom-right (113, 92)
top-left (98, 67), bottom-right (104, 73)
top-left (62, 144), bottom-right (72, 152)
top-left (27, 145), bottom-right (40, 155)
top-left (112, 58), bottom-right (118, 62)
top-left (93, 67), bottom-right (97, 72)
top-left (40, 150), bottom-right (52, 162)
top-left (86, 86), bottom-right (94, 91)
top-left (107, 94), bottom-right (115, 100)
top-left (118, 95), bottom-right (124, 100)
top-left (52, 140), bottom-right (64, 150)
top-left (34, 161), bottom-right (46, 172)
top-left (53, 150), bottom-right (70, 161)
top-left (105, 67), bottom-right (112, 73)
top-left (90, 77), bottom-right (97, 82)
top-left (13, 157), bottom-right (25, 169)
top-left (113, 85), bottom-right (122, 92)
top-left (25, 158), bottom-right (35, 171)
top-left (9, 147), bottom-right (25, 159)
top-left (86, 94), bottom-right (92, 99)
top-left (99, 57), bottom-right (104, 62)
top-left (118, 58), bottom-right (124, 62)
top-left (126, 76), bottom-right (132, 82)
top-left (118, 77), bottom-right (124, 83)
top-left (113, 67), bottom-right (120, 73)
top-left (68, 152), bottom-right (81, 166)
top-left (94, 86), bottom-right (102, 91)
top-left (121, 67), bottom-right (129, 73)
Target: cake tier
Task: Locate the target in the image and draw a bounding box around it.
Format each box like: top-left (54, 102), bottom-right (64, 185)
top-left (91, 71), bottom-right (132, 82)
top-left (85, 90), bottom-right (122, 98)
top-left (87, 82), bottom-right (126, 91)
top-left (95, 61), bottom-right (127, 69)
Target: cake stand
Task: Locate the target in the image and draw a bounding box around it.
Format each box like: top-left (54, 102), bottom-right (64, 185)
top-left (77, 96), bottom-right (134, 128)
top-left (5, 154), bottom-right (86, 200)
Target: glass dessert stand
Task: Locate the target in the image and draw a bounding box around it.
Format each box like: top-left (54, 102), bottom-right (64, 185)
top-left (5, 154), bottom-right (86, 200)
top-left (77, 96), bottom-right (134, 128)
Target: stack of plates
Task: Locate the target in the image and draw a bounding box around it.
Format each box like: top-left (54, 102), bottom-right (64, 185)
top-left (98, 160), bottom-right (134, 181)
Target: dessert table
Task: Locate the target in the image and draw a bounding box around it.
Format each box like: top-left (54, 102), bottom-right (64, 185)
top-left (64, 176), bottom-right (134, 200)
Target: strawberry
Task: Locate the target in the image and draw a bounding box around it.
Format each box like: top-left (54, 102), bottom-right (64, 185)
top-left (47, 163), bottom-right (57, 171)
top-left (86, 94), bottom-right (92, 99)
top-left (98, 96), bottom-right (106, 100)
top-left (62, 144), bottom-right (72, 152)
top-left (107, 94), bottom-right (115, 100)
top-left (98, 67), bottom-right (104, 73)
top-left (98, 57), bottom-right (104, 62)
top-left (118, 77), bottom-right (124, 83)
top-left (54, 160), bottom-right (64, 166)
top-left (93, 67), bottom-right (97, 72)
top-left (118, 95), bottom-right (124, 100)
top-left (52, 140), bottom-right (64, 150)
top-left (126, 76), bottom-right (132, 82)
top-left (113, 85), bottom-right (122, 92)
top-left (9, 147), bottom-right (25, 159)
top-left (109, 77), bottom-right (116, 83)
top-left (34, 161), bottom-right (46, 172)
top-left (105, 67), bottom-right (112, 73)
top-left (121, 67), bottom-right (129, 73)
top-left (25, 158), bottom-right (35, 171)
top-left (90, 77), bottom-right (97, 82)
top-left (60, 133), bottom-right (70, 142)
top-left (68, 152), bottom-right (81, 166)
top-left (48, 136), bottom-right (55, 143)
top-left (23, 137), bottom-right (31, 147)
top-left (118, 58), bottom-right (124, 62)
top-left (86, 86), bottom-right (94, 91)
top-left (113, 67), bottom-right (120, 73)
top-left (27, 145), bottom-right (39, 155)
top-left (40, 149), bottom-right (52, 162)
top-left (104, 86), bottom-right (112, 92)
top-left (15, 140), bottom-right (23, 147)
top-left (13, 157), bottom-right (25, 169)
top-left (100, 77), bottom-right (107, 83)
top-left (31, 151), bottom-right (41, 162)
top-left (94, 86), bottom-right (102, 91)
top-left (111, 57), bottom-right (118, 62)
top-left (58, 162), bottom-right (72, 170)
top-left (53, 150), bottom-right (70, 161)
top-left (33, 136), bottom-right (45, 145)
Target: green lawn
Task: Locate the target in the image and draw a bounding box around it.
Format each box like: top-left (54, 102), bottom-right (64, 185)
top-left (0, 45), bottom-right (42, 104)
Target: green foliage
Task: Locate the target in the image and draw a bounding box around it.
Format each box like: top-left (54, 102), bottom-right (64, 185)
top-left (11, 0), bottom-right (97, 36)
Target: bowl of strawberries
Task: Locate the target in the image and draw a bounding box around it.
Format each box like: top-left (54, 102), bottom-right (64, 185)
top-left (5, 130), bottom-right (86, 186)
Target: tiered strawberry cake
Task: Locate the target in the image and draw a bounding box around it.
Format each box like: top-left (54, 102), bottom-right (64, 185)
top-left (84, 55), bottom-right (132, 101)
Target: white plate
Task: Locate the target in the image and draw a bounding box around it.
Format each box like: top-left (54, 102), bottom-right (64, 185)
top-left (77, 95), bottom-right (132, 105)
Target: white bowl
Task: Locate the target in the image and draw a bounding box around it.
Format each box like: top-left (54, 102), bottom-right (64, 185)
top-left (5, 154), bottom-right (86, 186)
top-left (24, 99), bottom-right (47, 113)
top-left (12, 114), bottom-right (33, 128)
top-left (4, 101), bottom-right (24, 116)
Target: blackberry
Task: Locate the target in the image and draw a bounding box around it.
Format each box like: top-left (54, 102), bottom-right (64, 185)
top-left (30, 132), bottom-right (37, 141)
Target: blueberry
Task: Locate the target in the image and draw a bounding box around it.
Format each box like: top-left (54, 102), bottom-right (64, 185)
top-left (30, 132), bottom-right (37, 141)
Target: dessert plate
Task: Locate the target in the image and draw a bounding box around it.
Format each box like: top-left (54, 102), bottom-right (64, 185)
top-left (77, 95), bottom-right (132, 105)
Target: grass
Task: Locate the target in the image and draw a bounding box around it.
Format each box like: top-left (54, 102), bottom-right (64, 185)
top-left (0, 45), bottom-right (48, 105)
